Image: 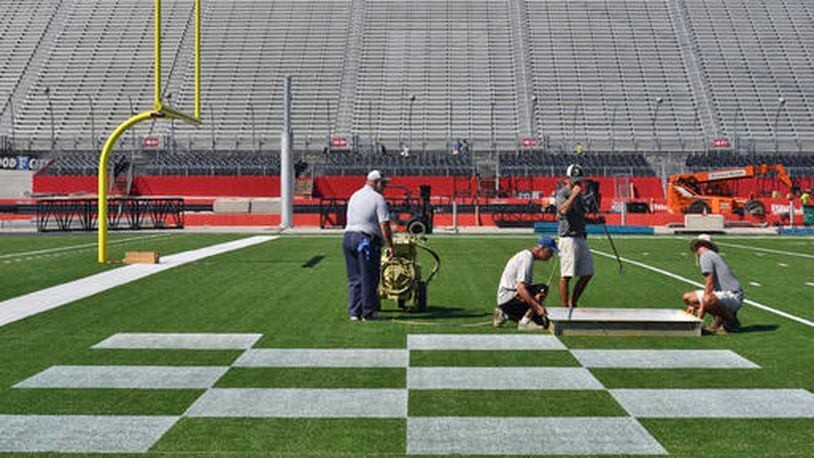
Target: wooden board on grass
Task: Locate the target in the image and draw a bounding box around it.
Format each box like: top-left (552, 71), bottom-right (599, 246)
top-left (123, 251), bottom-right (160, 264)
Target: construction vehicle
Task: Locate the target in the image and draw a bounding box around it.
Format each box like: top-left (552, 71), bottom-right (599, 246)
top-left (667, 164), bottom-right (799, 215)
top-left (379, 233), bottom-right (440, 312)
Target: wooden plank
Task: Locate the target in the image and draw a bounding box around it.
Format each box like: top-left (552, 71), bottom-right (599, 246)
top-left (123, 251), bottom-right (160, 264)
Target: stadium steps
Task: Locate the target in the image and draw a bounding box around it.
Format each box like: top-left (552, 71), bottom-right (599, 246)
top-left (507, 0), bottom-right (536, 139)
top-left (334, 0), bottom-right (367, 136)
top-left (669, 0), bottom-right (720, 144)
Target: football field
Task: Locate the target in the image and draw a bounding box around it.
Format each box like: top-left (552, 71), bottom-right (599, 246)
top-left (0, 233), bottom-right (812, 456)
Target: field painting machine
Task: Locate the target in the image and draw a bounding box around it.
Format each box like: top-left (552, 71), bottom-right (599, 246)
top-left (378, 233), bottom-right (440, 312)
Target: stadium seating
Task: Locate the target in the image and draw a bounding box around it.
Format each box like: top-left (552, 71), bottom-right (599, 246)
top-left (343, 0), bottom-right (519, 151)
top-left (499, 151), bottom-right (655, 177)
top-left (0, 0), bottom-right (61, 118)
top-left (39, 150), bottom-right (281, 177)
top-left (12, 0), bottom-right (192, 150)
top-left (318, 150), bottom-right (474, 177)
top-left (1, 0), bottom-right (813, 155)
top-left (526, 0), bottom-right (704, 152)
top-left (683, 0), bottom-right (814, 151)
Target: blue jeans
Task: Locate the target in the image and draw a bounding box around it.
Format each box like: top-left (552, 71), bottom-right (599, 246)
top-left (343, 231), bottom-right (381, 318)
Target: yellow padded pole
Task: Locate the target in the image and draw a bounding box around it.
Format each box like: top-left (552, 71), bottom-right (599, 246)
top-left (195, 0), bottom-right (201, 119)
top-left (154, 0), bottom-right (162, 110)
top-left (97, 111), bottom-right (155, 263)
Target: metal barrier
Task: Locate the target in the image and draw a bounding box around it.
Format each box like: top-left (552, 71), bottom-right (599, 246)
top-left (37, 198), bottom-right (184, 232)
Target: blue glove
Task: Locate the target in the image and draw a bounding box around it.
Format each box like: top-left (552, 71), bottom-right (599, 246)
top-left (357, 237), bottom-right (371, 261)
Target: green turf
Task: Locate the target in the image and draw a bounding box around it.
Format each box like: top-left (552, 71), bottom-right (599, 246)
top-left (0, 233), bottom-right (811, 457)
top-left (642, 418), bottom-right (814, 456)
top-left (153, 418), bottom-right (406, 455)
top-left (409, 390), bottom-right (626, 417)
top-left (64, 349), bottom-right (244, 366)
top-left (0, 233), bottom-right (244, 301)
top-left (216, 367), bottom-right (406, 388)
top-left (0, 388), bottom-right (202, 415)
top-left (409, 350), bottom-right (578, 367)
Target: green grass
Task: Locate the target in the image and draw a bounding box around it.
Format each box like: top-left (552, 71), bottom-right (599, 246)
top-left (0, 233), bottom-right (244, 301)
top-left (217, 368), bottom-right (406, 388)
top-left (0, 233), bottom-right (812, 456)
top-left (409, 350), bottom-right (578, 366)
top-left (0, 388), bottom-right (202, 415)
top-left (408, 390), bottom-right (626, 417)
top-left (153, 418), bottom-right (406, 455)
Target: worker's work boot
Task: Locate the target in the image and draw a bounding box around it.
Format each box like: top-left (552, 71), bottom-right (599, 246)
top-left (492, 308), bottom-right (508, 328)
top-left (518, 317), bottom-right (546, 331)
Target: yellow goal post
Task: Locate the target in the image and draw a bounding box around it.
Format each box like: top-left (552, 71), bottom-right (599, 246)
top-left (97, 0), bottom-right (202, 263)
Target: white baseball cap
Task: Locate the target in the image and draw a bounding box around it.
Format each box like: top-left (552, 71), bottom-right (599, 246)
top-left (367, 170), bottom-right (389, 181)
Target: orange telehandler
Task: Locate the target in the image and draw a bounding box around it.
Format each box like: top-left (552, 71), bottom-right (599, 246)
top-left (667, 164), bottom-right (799, 215)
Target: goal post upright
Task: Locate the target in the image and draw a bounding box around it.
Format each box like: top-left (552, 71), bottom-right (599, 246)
top-left (97, 0), bottom-right (202, 263)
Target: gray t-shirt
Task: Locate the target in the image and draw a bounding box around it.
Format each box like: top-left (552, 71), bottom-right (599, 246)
top-left (555, 186), bottom-right (587, 237)
top-left (345, 185), bottom-right (390, 237)
top-left (699, 250), bottom-right (741, 292)
top-left (497, 250), bottom-right (534, 305)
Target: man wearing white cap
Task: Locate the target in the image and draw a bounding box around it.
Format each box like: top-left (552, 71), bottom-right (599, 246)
top-left (343, 170), bottom-right (394, 321)
top-left (555, 164), bottom-right (594, 308)
top-left (683, 234), bottom-right (742, 333)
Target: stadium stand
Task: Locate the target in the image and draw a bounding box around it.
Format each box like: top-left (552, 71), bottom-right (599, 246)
top-left (499, 151), bottom-right (655, 177)
top-left (340, 0), bottom-right (520, 151)
top-left (172, 0), bottom-right (352, 150)
top-left (318, 150), bottom-right (474, 177)
top-left (526, 0), bottom-right (704, 153)
top-left (38, 150), bottom-right (281, 176)
top-left (0, 0), bottom-right (62, 118)
top-left (13, 0), bottom-right (193, 151)
top-left (0, 0), bottom-right (813, 156)
top-left (682, 0), bottom-right (814, 152)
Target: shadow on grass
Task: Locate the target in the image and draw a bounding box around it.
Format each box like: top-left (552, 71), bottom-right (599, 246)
top-left (735, 324), bottom-right (780, 334)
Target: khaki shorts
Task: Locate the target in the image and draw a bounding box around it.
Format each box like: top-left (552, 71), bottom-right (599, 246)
top-left (558, 236), bottom-right (594, 277)
top-left (695, 290), bottom-right (743, 314)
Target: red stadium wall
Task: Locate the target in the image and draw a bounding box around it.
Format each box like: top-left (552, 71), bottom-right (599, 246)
top-left (33, 175), bottom-right (666, 200)
top-left (33, 175), bottom-right (282, 197)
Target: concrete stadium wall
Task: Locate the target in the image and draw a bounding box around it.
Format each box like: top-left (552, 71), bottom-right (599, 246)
top-left (0, 170), bottom-right (33, 198)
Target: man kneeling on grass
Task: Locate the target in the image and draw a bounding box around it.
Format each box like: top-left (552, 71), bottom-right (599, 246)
top-left (493, 237), bottom-right (558, 331)
top-left (683, 234), bottom-right (743, 333)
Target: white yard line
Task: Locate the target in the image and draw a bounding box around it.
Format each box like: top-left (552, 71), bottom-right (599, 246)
top-left (0, 234), bottom-right (173, 260)
top-left (806, 282), bottom-right (814, 288)
top-left (0, 236), bottom-right (277, 328)
top-left (591, 249), bottom-right (814, 328)
top-left (715, 241), bottom-right (814, 260)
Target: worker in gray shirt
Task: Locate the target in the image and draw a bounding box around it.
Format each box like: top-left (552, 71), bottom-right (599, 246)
top-left (683, 234), bottom-right (743, 333)
top-left (555, 164), bottom-right (594, 308)
top-left (343, 170), bottom-right (394, 321)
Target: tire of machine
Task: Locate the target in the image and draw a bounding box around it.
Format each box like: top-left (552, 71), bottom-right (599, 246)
top-left (687, 199), bottom-right (711, 214)
top-left (744, 199), bottom-right (766, 216)
top-left (415, 281), bottom-right (427, 312)
top-left (407, 218), bottom-right (428, 235)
